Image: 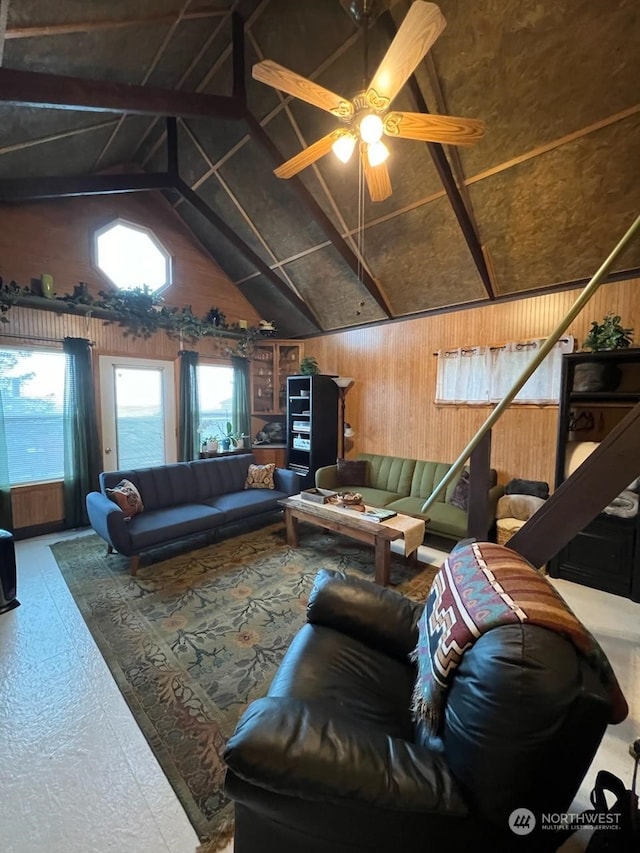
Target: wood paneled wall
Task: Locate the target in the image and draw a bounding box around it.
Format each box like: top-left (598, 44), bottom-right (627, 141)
top-left (0, 192), bottom-right (261, 325)
top-left (307, 278), bottom-right (640, 488)
top-left (0, 192), bottom-right (263, 531)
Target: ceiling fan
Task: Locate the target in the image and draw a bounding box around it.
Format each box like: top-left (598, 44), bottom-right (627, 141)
top-left (252, 1), bottom-right (485, 202)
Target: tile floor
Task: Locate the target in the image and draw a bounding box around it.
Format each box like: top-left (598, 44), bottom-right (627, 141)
top-left (0, 531), bottom-right (637, 853)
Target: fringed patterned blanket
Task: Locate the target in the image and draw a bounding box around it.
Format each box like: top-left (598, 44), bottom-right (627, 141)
top-left (411, 541), bottom-right (629, 735)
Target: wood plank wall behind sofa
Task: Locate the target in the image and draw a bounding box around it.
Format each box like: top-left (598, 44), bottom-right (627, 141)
top-left (307, 277), bottom-right (640, 489)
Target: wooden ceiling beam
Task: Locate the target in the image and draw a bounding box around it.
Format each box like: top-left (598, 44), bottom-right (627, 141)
top-left (0, 172), bottom-right (174, 201)
top-left (0, 67), bottom-right (244, 120)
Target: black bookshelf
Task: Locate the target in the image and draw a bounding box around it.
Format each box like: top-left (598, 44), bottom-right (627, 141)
top-left (286, 374), bottom-right (338, 490)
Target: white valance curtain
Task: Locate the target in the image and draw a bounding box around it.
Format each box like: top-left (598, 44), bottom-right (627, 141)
top-left (435, 336), bottom-right (574, 404)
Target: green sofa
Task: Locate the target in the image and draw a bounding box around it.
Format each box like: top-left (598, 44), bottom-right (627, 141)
top-left (315, 452), bottom-right (504, 543)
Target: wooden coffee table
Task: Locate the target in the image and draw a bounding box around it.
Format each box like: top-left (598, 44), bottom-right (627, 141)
top-left (279, 496), bottom-right (422, 586)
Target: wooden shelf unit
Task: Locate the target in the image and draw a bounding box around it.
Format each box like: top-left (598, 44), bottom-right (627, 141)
top-left (250, 340), bottom-right (302, 458)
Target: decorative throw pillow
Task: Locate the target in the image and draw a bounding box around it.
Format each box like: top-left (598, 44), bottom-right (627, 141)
top-left (106, 478), bottom-right (144, 518)
top-left (336, 458), bottom-right (369, 488)
top-left (244, 463), bottom-right (275, 490)
top-left (505, 478), bottom-right (549, 499)
top-left (496, 493), bottom-right (546, 521)
top-left (447, 469), bottom-right (470, 512)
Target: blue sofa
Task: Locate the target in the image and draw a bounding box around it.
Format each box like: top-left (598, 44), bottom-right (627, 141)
top-left (86, 453), bottom-right (300, 575)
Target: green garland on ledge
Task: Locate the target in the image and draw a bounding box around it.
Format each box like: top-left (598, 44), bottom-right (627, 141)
top-left (0, 277), bottom-right (274, 354)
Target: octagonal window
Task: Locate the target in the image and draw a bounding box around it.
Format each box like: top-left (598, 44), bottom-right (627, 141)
top-left (93, 219), bottom-right (171, 292)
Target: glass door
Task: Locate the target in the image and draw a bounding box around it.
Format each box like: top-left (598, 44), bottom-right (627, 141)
top-left (99, 356), bottom-right (176, 471)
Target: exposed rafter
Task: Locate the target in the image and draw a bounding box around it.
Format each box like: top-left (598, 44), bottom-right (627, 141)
top-left (0, 172), bottom-right (175, 201)
top-left (0, 67), bottom-right (244, 120)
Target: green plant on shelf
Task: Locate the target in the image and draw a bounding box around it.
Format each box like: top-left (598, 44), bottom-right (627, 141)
top-left (300, 355), bottom-right (319, 375)
top-left (582, 313), bottom-right (634, 351)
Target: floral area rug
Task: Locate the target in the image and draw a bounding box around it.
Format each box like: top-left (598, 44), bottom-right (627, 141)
top-left (50, 519), bottom-right (439, 851)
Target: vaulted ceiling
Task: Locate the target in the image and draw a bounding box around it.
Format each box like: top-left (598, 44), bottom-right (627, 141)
top-left (0, 0), bottom-right (638, 338)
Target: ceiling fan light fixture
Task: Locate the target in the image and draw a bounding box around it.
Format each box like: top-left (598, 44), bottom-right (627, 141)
top-left (359, 112), bottom-right (384, 144)
top-left (332, 132), bottom-right (357, 164)
top-left (367, 140), bottom-right (389, 167)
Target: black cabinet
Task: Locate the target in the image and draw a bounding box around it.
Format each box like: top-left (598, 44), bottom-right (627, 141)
top-left (286, 375), bottom-right (338, 490)
top-left (549, 349), bottom-right (640, 601)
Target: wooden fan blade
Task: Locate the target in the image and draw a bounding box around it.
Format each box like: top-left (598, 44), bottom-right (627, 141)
top-left (363, 156), bottom-right (392, 202)
top-left (366, 2), bottom-right (446, 110)
top-left (274, 131), bottom-right (344, 179)
top-left (252, 60), bottom-right (353, 118)
top-left (384, 111), bottom-right (485, 146)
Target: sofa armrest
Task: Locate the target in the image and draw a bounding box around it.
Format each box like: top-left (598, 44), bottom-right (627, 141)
top-left (315, 465), bottom-right (338, 490)
top-left (274, 467), bottom-right (302, 496)
top-left (224, 696), bottom-right (467, 815)
top-left (86, 491), bottom-right (132, 555)
top-left (306, 569), bottom-right (423, 662)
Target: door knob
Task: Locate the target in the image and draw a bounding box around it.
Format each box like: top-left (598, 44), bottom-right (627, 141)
top-left (105, 447), bottom-right (112, 454)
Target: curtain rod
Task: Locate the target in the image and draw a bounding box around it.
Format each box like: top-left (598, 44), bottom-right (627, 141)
top-left (0, 332), bottom-right (94, 346)
top-left (432, 337), bottom-right (570, 356)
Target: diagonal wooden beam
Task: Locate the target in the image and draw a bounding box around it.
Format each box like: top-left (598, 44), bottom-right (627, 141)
top-left (508, 401), bottom-right (640, 597)
top-left (380, 11), bottom-right (494, 300)
top-left (0, 67), bottom-right (244, 120)
top-left (0, 172), bottom-right (175, 201)
top-left (174, 177), bottom-right (321, 330)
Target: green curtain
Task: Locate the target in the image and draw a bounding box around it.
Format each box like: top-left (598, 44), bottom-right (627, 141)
top-left (0, 388), bottom-right (12, 531)
top-left (178, 350), bottom-right (200, 461)
top-left (232, 356), bottom-right (251, 441)
top-left (63, 337), bottom-right (102, 528)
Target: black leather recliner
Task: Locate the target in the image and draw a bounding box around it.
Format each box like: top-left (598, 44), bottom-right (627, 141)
top-left (224, 569), bottom-right (617, 852)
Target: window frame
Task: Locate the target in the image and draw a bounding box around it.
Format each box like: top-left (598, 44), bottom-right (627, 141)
top-left (92, 216), bottom-right (173, 294)
top-left (0, 345), bottom-right (67, 487)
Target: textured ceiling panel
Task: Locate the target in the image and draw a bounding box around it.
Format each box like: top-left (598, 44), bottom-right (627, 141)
top-left (0, 125), bottom-right (119, 180)
top-left (176, 23), bottom-right (231, 94)
top-left (250, 0), bottom-right (357, 79)
top-left (0, 107), bottom-right (114, 151)
top-left (175, 197), bottom-right (259, 283)
top-left (7, 0), bottom-right (189, 27)
top-left (469, 113), bottom-right (640, 294)
top-left (94, 115), bottom-right (163, 173)
top-left (218, 137), bottom-right (328, 261)
top-left (4, 27), bottom-right (172, 84)
top-left (260, 109), bottom-right (345, 236)
top-left (237, 274), bottom-right (320, 338)
top-left (195, 173), bottom-right (273, 268)
top-left (144, 18), bottom-right (228, 89)
top-left (282, 247), bottom-right (387, 330)
top-left (364, 197), bottom-right (486, 315)
top-left (433, 0), bottom-right (640, 177)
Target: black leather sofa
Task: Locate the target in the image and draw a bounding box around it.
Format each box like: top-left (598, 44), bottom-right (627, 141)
top-left (224, 568), bottom-right (619, 852)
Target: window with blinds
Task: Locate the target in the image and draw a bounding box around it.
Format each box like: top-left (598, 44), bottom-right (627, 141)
top-left (0, 348), bottom-right (66, 485)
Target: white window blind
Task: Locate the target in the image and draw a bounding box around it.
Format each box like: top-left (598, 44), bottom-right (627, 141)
top-left (436, 336), bottom-right (574, 404)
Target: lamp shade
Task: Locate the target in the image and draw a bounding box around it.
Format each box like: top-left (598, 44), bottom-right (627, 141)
top-left (333, 376), bottom-right (354, 388)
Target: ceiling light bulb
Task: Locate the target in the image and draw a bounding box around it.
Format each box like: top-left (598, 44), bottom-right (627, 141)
top-left (367, 140), bottom-right (389, 167)
top-left (359, 113), bottom-right (384, 144)
top-left (332, 133), bottom-right (356, 164)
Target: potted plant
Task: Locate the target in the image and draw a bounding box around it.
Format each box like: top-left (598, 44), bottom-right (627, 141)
top-left (217, 421), bottom-right (238, 451)
top-left (300, 355), bottom-right (319, 375)
top-left (575, 313), bottom-right (634, 392)
top-left (582, 313), bottom-right (634, 351)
